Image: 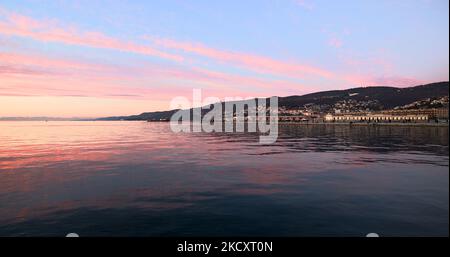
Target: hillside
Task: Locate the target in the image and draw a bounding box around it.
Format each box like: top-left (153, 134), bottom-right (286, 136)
top-left (98, 81), bottom-right (449, 121)
top-left (97, 110), bottom-right (178, 121)
top-left (279, 81), bottom-right (449, 110)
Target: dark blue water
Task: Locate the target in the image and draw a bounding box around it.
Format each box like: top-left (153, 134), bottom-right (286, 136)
top-left (0, 121), bottom-right (448, 236)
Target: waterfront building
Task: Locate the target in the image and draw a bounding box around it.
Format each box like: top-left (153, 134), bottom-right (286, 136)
top-left (324, 113), bottom-right (429, 122)
top-left (382, 108), bottom-right (448, 120)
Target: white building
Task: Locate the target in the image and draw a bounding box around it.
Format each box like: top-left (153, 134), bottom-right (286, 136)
top-left (324, 113), bottom-right (428, 122)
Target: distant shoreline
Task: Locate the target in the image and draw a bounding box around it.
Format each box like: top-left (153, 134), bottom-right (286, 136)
top-left (277, 122), bottom-right (449, 127)
top-left (143, 120), bottom-right (449, 127)
top-left (1, 119), bottom-right (448, 127)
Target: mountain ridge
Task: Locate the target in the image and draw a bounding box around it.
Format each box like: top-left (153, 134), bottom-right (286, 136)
top-left (97, 81), bottom-right (449, 121)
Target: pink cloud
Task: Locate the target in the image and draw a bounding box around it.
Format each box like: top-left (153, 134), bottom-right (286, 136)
top-left (152, 37), bottom-right (426, 89)
top-left (0, 52), bottom-right (107, 72)
top-left (0, 8), bottom-right (430, 107)
top-left (344, 74), bottom-right (425, 87)
top-left (328, 37), bottom-right (343, 48)
top-left (0, 9), bottom-right (311, 97)
top-left (368, 76), bottom-right (425, 87)
top-left (0, 51), bottom-right (308, 99)
top-left (0, 10), bottom-right (183, 62)
top-left (150, 37), bottom-right (333, 79)
top-left (295, 0), bottom-right (315, 10)
top-left (0, 65), bottom-right (47, 76)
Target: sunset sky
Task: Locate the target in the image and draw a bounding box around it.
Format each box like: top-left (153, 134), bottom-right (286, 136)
top-left (0, 0), bottom-right (449, 117)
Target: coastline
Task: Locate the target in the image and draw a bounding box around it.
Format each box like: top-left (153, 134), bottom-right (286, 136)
top-left (142, 120), bottom-right (449, 127)
top-left (2, 120), bottom-right (447, 127)
top-left (277, 122), bottom-right (449, 127)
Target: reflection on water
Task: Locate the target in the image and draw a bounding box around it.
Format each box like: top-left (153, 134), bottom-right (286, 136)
top-left (0, 121), bottom-right (448, 236)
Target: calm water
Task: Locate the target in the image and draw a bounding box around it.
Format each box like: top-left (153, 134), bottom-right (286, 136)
top-left (0, 121), bottom-right (448, 236)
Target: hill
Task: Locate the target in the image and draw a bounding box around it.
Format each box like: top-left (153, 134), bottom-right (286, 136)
top-left (279, 81), bottom-right (449, 110)
top-left (97, 81), bottom-right (449, 121)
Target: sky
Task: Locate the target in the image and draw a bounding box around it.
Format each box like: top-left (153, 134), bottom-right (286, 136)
top-left (0, 0), bottom-right (448, 117)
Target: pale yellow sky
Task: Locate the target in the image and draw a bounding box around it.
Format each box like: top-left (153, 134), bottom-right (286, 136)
top-left (0, 96), bottom-right (170, 118)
